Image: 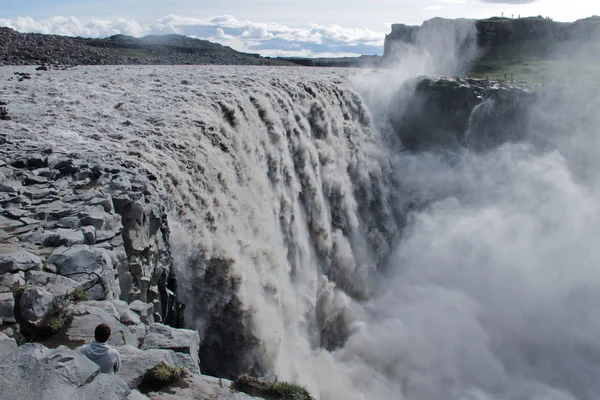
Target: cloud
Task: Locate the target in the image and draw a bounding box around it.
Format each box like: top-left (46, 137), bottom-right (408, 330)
top-left (0, 15), bottom-right (386, 58)
top-left (478, 0), bottom-right (538, 3)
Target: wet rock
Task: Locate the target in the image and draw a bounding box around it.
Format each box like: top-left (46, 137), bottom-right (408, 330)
top-left (141, 323), bottom-right (200, 366)
top-left (19, 285), bottom-right (54, 325)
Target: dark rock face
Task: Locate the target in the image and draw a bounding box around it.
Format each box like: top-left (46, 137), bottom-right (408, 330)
top-left (384, 16), bottom-right (600, 59)
top-left (389, 77), bottom-right (534, 152)
top-left (0, 27), bottom-right (294, 66)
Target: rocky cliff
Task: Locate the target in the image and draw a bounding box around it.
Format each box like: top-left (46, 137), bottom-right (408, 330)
top-left (384, 16), bottom-right (600, 59)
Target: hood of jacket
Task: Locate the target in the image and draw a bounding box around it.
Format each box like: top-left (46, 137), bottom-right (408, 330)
top-left (84, 341), bottom-right (110, 360)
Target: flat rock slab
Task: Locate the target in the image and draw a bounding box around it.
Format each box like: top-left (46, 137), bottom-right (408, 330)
top-left (0, 244), bottom-right (43, 274)
top-left (149, 375), bottom-right (261, 400)
top-left (0, 343), bottom-right (130, 400)
top-left (141, 323), bottom-right (200, 366)
top-left (66, 311), bottom-right (139, 348)
top-left (116, 345), bottom-right (189, 389)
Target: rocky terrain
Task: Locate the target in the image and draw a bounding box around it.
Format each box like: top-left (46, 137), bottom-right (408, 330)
top-left (0, 27), bottom-right (294, 66)
top-left (0, 122), bottom-right (263, 399)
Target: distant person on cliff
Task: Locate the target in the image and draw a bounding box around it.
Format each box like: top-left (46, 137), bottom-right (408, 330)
top-left (81, 323), bottom-right (122, 373)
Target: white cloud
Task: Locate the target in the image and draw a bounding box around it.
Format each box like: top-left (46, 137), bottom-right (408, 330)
top-left (0, 15), bottom-right (386, 58)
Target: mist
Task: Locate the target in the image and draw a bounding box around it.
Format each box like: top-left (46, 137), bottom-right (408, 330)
top-left (332, 17), bottom-right (600, 400)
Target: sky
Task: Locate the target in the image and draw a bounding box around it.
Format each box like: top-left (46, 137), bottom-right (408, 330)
top-left (1, 0), bottom-right (598, 57)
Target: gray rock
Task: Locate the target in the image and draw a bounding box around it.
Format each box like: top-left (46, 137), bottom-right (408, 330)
top-left (110, 300), bottom-right (141, 325)
top-left (82, 225), bottom-right (96, 245)
top-left (0, 244), bottom-right (43, 273)
top-left (56, 228), bottom-right (85, 246)
top-left (0, 271), bottom-right (25, 293)
top-left (28, 231), bottom-right (61, 247)
top-left (66, 311), bottom-right (138, 347)
top-left (0, 332), bottom-right (17, 357)
top-left (72, 300), bottom-right (120, 321)
top-left (3, 208), bottom-right (28, 218)
top-left (110, 177), bottom-right (132, 192)
top-left (0, 292), bottom-right (15, 323)
top-left (0, 214), bottom-right (23, 230)
top-left (22, 186), bottom-right (54, 200)
top-left (0, 343), bottom-right (131, 400)
top-left (24, 175), bottom-right (49, 186)
top-left (47, 245), bottom-right (118, 300)
top-left (97, 173), bottom-right (113, 186)
top-left (116, 345), bottom-right (186, 389)
top-left (175, 353), bottom-right (201, 374)
top-left (79, 205), bottom-right (107, 229)
top-left (33, 200), bottom-right (74, 221)
top-left (127, 389), bottom-right (149, 400)
top-left (128, 300), bottom-right (154, 325)
top-left (19, 286), bottom-right (54, 324)
top-left (0, 180), bottom-right (21, 193)
top-left (142, 323), bottom-right (200, 366)
top-left (25, 270), bottom-right (81, 295)
top-left (149, 375), bottom-right (260, 400)
top-left (57, 216), bottom-right (81, 228)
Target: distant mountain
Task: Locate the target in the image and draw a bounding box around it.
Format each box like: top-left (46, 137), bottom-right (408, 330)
top-left (0, 27), bottom-right (295, 66)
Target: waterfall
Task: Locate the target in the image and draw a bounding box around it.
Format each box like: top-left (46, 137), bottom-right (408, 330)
top-left (2, 63), bottom-right (600, 400)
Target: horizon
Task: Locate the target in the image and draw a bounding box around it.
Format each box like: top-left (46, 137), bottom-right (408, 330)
top-left (1, 0), bottom-right (597, 57)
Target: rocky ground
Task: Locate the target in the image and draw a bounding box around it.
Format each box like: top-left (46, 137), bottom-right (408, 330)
top-left (0, 27), bottom-right (294, 67)
top-left (0, 122), bottom-right (260, 399)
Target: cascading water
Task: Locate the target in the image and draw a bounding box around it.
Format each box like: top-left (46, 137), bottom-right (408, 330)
top-left (1, 23), bottom-right (599, 398)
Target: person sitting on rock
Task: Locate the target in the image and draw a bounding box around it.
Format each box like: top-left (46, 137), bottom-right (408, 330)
top-left (81, 323), bottom-right (122, 373)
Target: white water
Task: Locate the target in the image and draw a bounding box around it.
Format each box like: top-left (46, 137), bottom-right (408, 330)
top-left (1, 61), bottom-right (599, 400)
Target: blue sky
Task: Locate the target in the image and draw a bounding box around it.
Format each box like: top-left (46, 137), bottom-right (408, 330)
top-left (2, 0), bottom-right (598, 57)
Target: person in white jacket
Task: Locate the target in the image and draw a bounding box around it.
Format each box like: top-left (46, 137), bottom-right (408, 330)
top-left (81, 324), bottom-right (122, 373)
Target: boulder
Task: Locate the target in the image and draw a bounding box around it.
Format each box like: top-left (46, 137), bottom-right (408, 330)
top-left (116, 345), bottom-right (191, 389)
top-left (0, 244), bottom-right (42, 274)
top-left (110, 300), bottom-right (141, 325)
top-left (66, 310), bottom-right (139, 348)
top-left (19, 286), bottom-right (55, 325)
top-left (0, 271), bottom-right (25, 293)
top-left (142, 323), bottom-right (200, 366)
top-left (47, 245), bottom-right (118, 300)
top-left (56, 228), bottom-right (86, 246)
top-left (25, 270), bottom-right (80, 295)
top-left (128, 300), bottom-right (154, 325)
top-left (0, 332), bottom-right (17, 356)
top-left (0, 343), bottom-right (130, 400)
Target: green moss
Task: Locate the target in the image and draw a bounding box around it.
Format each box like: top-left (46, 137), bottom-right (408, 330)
top-left (71, 288), bottom-right (90, 302)
top-left (152, 362), bottom-right (183, 383)
top-left (233, 374), bottom-right (313, 400)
